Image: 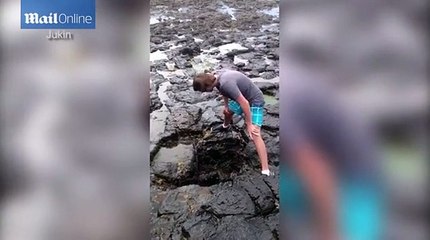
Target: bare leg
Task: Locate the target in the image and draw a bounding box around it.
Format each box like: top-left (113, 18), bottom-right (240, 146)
top-left (251, 127), bottom-right (269, 171)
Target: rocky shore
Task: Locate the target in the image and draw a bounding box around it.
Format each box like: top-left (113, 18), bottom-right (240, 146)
top-left (150, 1), bottom-right (280, 239)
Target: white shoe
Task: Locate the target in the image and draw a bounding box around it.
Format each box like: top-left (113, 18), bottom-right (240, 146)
top-left (261, 169), bottom-right (274, 176)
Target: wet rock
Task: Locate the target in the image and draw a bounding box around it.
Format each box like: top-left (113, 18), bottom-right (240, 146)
top-left (182, 212), bottom-right (217, 239)
top-left (261, 71), bottom-right (278, 80)
top-left (247, 217), bottom-right (278, 239)
top-left (211, 216), bottom-right (272, 240)
top-left (262, 167), bottom-right (279, 199)
top-left (266, 65), bottom-right (277, 71)
top-left (265, 213), bottom-right (280, 238)
top-left (151, 36), bottom-right (163, 44)
top-left (152, 144), bottom-right (194, 182)
top-left (173, 56), bottom-right (190, 69)
top-left (248, 70), bottom-right (260, 77)
top-left (197, 100), bottom-right (223, 127)
top-left (237, 52), bottom-right (256, 61)
top-left (151, 215), bottom-right (178, 240)
top-left (203, 185), bottom-right (255, 216)
top-left (165, 105), bottom-right (203, 134)
top-left (267, 52), bottom-right (279, 60)
top-left (194, 127), bottom-right (249, 184)
top-left (158, 185), bottom-right (212, 216)
top-left (152, 185), bottom-right (213, 239)
top-left (263, 131), bottom-right (280, 166)
top-left (265, 103), bottom-right (279, 116)
top-left (251, 62), bottom-right (268, 73)
top-left (168, 76), bottom-right (188, 85)
top-left (235, 62), bottom-right (246, 68)
top-left (180, 45), bottom-right (201, 57)
top-left (183, 68), bottom-right (197, 77)
top-left (255, 82), bottom-right (279, 94)
top-left (168, 84), bottom-right (218, 104)
top-left (150, 91), bottom-right (163, 112)
top-left (234, 174), bottom-right (276, 214)
top-left (226, 48), bottom-right (252, 57)
top-left (262, 112), bottom-right (279, 131)
top-left (152, 61), bottom-right (168, 71)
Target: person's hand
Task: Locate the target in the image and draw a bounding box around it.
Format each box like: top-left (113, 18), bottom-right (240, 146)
top-left (246, 123), bottom-right (259, 140)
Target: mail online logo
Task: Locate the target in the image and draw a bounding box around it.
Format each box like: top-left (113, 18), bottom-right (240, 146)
top-left (21, 0), bottom-right (96, 29)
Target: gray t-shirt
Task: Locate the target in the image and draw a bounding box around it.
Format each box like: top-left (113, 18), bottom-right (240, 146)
top-left (215, 69), bottom-right (265, 105)
top-left (281, 66), bottom-right (381, 182)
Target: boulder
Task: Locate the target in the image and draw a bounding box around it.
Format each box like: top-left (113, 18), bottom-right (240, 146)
top-left (152, 144), bottom-right (194, 182)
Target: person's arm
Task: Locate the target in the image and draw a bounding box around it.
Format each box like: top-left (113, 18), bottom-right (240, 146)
top-left (235, 94), bottom-right (252, 125)
top-left (292, 142), bottom-right (339, 240)
top-left (223, 96), bottom-right (229, 108)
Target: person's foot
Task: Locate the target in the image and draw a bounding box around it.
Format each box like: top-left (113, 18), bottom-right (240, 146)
top-left (261, 169), bottom-right (274, 176)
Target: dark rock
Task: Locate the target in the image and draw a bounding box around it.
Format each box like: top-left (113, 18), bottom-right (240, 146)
top-left (265, 103), bottom-right (279, 116)
top-left (150, 91), bottom-right (163, 112)
top-left (235, 62), bottom-right (246, 68)
top-left (251, 62), bottom-right (267, 73)
top-left (194, 126), bottom-right (249, 184)
top-left (182, 212), bottom-right (217, 239)
top-left (266, 65), bottom-right (277, 71)
top-left (262, 131), bottom-right (280, 166)
top-left (242, 65), bottom-right (253, 71)
top-left (151, 215), bottom-right (177, 240)
top-left (262, 167), bottom-right (279, 199)
top-left (248, 70), bottom-right (260, 77)
top-left (255, 82), bottom-right (279, 93)
top-left (237, 52), bottom-right (256, 60)
top-left (234, 174), bottom-right (276, 214)
top-left (265, 213), bottom-right (280, 238)
top-left (180, 47), bottom-right (194, 56)
top-left (197, 100), bottom-right (223, 127)
top-left (158, 185), bottom-right (212, 216)
top-left (169, 76), bottom-right (188, 85)
top-left (165, 105), bottom-right (203, 134)
top-left (168, 85), bottom-right (218, 104)
top-left (151, 37), bottom-right (163, 44)
top-left (226, 48), bottom-right (252, 57)
top-left (211, 216), bottom-right (270, 240)
top-left (267, 52), bottom-right (279, 60)
top-left (247, 217), bottom-right (278, 239)
top-left (261, 71), bottom-right (278, 79)
top-left (215, 54), bottom-right (228, 60)
top-left (173, 56), bottom-right (189, 69)
top-left (209, 49), bottom-right (220, 55)
top-left (184, 62), bottom-right (193, 68)
top-left (262, 113), bottom-right (279, 131)
top-left (152, 185), bottom-right (213, 239)
top-left (152, 144), bottom-right (194, 182)
top-left (152, 60), bottom-right (168, 71)
top-left (203, 186), bottom-right (255, 216)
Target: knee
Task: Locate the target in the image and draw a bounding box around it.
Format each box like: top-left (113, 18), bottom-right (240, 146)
top-left (251, 127), bottom-right (261, 138)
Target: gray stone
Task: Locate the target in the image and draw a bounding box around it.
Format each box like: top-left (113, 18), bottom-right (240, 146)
top-left (152, 144), bottom-right (194, 182)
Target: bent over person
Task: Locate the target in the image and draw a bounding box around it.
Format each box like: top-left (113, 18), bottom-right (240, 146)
top-left (192, 69), bottom-right (272, 176)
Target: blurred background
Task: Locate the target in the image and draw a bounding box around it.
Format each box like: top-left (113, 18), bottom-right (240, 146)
top-left (280, 0), bottom-right (427, 239)
top-left (0, 0), bottom-right (150, 240)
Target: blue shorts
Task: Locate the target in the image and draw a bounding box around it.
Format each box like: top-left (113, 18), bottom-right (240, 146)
top-left (228, 100), bottom-right (264, 127)
top-left (280, 166), bottom-right (384, 240)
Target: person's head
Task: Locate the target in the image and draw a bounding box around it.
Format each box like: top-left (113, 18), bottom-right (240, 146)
top-left (193, 73), bottom-right (216, 92)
